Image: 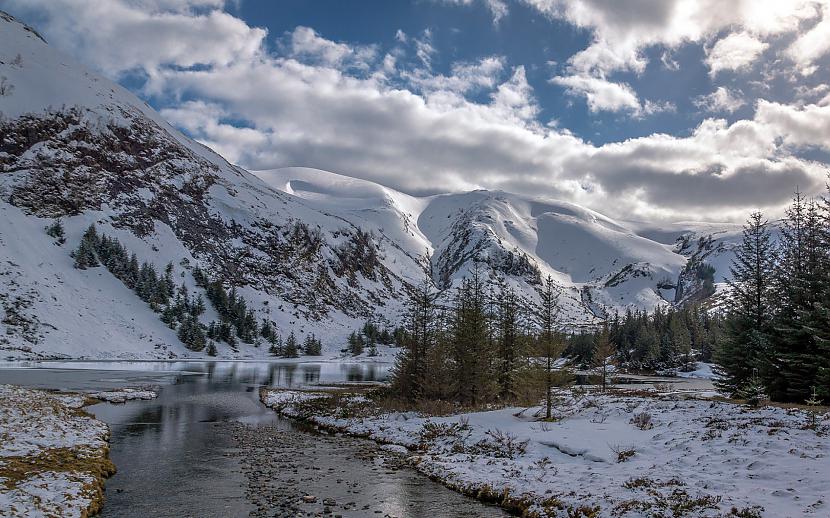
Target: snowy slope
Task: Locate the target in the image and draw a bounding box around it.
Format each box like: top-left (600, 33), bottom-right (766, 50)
top-left (0, 11), bottom-right (741, 359)
top-left (0, 12), bottom-right (412, 359)
top-left (256, 168), bottom-right (738, 324)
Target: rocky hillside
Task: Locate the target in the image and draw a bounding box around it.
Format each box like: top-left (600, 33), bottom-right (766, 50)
top-left (0, 11), bottom-right (741, 359)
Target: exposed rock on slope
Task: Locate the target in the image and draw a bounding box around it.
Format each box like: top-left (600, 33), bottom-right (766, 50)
top-left (0, 11), bottom-right (740, 359)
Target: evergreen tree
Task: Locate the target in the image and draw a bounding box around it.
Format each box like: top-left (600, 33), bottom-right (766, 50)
top-left (45, 219), bottom-right (66, 244)
top-left (72, 238), bottom-right (98, 269)
top-left (715, 211), bottom-right (776, 397)
top-left (206, 340), bottom-right (217, 357)
top-left (177, 314), bottom-right (206, 351)
top-left (450, 266), bottom-right (496, 406)
top-left (390, 276), bottom-right (438, 400)
top-left (305, 334), bottom-right (322, 356)
top-left (73, 225), bottom-right (101, 269)
top-left (497, 284), bottom-right (521, 400)
top-left (283, 331), bottom-right (299, 358)
top-left (536, 275), bottom-right (565, 418)
top-left (770, 194), bottom-right (824, 401)
top-left (347, 331), bottom-right (364, 356)
top-left (268, 334), bottom-right (283, 357)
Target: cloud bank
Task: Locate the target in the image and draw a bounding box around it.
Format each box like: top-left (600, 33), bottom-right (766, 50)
top-left (4, 0), bottom-right (830, 223)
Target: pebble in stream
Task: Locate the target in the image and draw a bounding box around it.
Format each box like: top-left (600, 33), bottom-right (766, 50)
top-left (230, 422), bottom-right (507, 518)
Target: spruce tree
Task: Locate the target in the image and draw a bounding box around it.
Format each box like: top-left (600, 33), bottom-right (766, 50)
top-left (390, 276), bottom-right (437, 400)
top-left (450, 266), bottom-right (495, 406)
top-left (283, 331), bottom-right (299, 358)
top-left (715, 211), bottom-right (776, 397)
top-left (770, 194), bottom-right (824, 401)
top-left (305, 334), bottom-right (322, 356)
top-left (269, 334), bottom-right (283, 357)
top-left (348, 331), bottom-right (364, 356)
top-left (536, 275), bottom-right (565, 418)
top-left (497, 284), bottom-right (521, 400)
top-left (73, 238), bottom-right (98, 269)
top-left (45, 219), bottom-right (65, 244)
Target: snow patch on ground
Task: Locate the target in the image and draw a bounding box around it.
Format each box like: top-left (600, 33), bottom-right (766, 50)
top-left (676, 362), bottom-right (716, 380)
top-left (89, 388), bottom-right (157, 404)
top-left (262, 387), bottom-right (830, 517)
top-left (0, 384), bottom-right (113, 517)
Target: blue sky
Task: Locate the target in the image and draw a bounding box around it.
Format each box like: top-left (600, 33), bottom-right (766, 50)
top-left (3, 0), bottom-right (830, 222)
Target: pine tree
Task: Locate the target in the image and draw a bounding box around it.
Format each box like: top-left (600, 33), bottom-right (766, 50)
top-left (348, 331), bottom-right (364, 356)
top-left (45, 219), bottom-right (65, 244)
top-left (497, 284), bottom-right (521, 400)
top-left (269, 334), bottom-right (283, 357)
top-left (715, 211), bottom-right (776, 397)
top-left (206, 340), bottom-right (217, 357)
top-left (305, 334), bottom-right (322, 356)
top-left (283, 331), bottom-right (299, 358)
top-left (390, 275), bottom-right (438, 400)
top-left (451, 266), bottom-right (496, 406)
top-left (178, 315), bottom-right (206, 351)
top-left (805, 386), bottom-right (823, 430)
top-left (72, 238), bottom-right (98, 269)
top-left (770, 194), bottom-right (824, 401)
top-left (536, 275), bottom-right (565, 418)
top-left (670, 314), bottom-right (692, 371)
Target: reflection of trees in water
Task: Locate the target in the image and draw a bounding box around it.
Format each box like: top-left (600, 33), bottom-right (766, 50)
top-left (338, 362), bottom-right (386, 382)
top-left (282, 363), bottom-right (298, 387)
top-left (301, 364), bottom-right (321, 384)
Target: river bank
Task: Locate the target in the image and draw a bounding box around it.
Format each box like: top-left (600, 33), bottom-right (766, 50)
top-left (0, 385), bottom-right (153, 517)
top-left (261, 386), bottom-right (830, 518)
top-left (1, 360), bottom-right (508, 517)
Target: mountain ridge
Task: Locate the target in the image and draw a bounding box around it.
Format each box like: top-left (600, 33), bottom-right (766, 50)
top-left (0, 11), bottom-right (741, 359)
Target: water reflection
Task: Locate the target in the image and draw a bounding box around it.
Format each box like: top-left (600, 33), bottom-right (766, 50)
top-left (0, 360), bottom-right (389, 391)
top-left (0, 360), bottom-right (504, 518)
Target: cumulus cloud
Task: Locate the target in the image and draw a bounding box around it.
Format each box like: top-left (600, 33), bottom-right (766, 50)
top-left (694, 87), bottom-right (746, 113)
top-left (787, 8), bottom-right (830, 75)
top-left (550, 74), bottom-right (640, 113)
top-left (706, 32), bottom-right (769, 76)
top-left (755, 100), bottom-right (830, 150)
top-left (3, 0), bottom-right (265, 77)
top-left (6, 0), bottom-right (830, 223)
top-left (523, 0), bottom-right (818, 75)
top-left (287, 26), bottom-right (377, 70)
top-left (524, 0), bottom-right (823, 112)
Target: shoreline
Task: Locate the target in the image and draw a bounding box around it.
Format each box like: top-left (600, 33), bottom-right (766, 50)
top-left (0, 386), bottom-right (157, 517)
top-left (260, 386), bottom-right (830, 518)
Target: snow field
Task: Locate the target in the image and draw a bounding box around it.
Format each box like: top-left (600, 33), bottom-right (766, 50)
top-left (262, 387), bottom-right (830, 517)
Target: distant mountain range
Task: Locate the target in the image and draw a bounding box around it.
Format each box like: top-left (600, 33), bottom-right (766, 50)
top-left (0, 11), bottom-right (743, 359)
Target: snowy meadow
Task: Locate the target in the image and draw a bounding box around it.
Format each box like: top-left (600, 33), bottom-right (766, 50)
top-left (263, 385), bottom-right (830, 517)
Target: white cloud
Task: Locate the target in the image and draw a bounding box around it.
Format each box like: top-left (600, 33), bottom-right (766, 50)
top-left (4, 0), bottom-right (266, 77)
top-left (706, 32), bottom-right (769, 76)
top-left (414, 29), bottom-right (435, 68)
top-left (551, 74), bottom-right (640, 113)
top-left (523, 0), bottom-right (819, 76)
top-left (755, 100), bottom-right (830, 150)
top-left (7, 0), bottom-right (830, 222)
top-left (288, 26), bottom-right (377, 69)
top-left (435, 0), bottom-right (509, 24)
top-left (404, 56), bottom-right (505, 95)
top-left (787, 9), bottom-right (830, 75)
top-left (694, 87), bottom-right (746, 113)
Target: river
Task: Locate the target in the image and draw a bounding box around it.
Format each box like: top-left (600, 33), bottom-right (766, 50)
top-left (0, 360), bottom-right (507, 517)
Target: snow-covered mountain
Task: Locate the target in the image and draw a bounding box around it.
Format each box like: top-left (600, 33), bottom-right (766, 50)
top-left (0, 11), bottom-right (741, 359)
